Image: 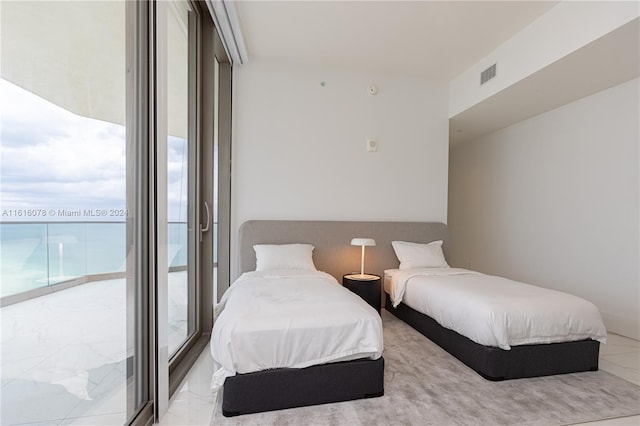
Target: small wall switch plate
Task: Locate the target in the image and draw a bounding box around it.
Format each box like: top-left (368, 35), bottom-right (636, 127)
top-left (367, 139), bottom-right (378, 152)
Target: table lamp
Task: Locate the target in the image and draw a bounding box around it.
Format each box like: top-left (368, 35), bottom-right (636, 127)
top-left (351, 238), bottom-right (376, 276)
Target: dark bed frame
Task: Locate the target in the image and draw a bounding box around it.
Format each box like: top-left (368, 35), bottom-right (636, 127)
top-left (222, 357), bottom-right (384, 417)
top-left (385, 294), bottom-right (600, 380)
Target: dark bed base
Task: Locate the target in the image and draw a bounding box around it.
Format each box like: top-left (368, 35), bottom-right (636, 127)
top-left (222, 356), bottom-right (384, 417)
top-left (385, 294), bottom-right (600, 381)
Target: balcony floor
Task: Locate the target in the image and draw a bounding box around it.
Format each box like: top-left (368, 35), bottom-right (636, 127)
top-left (1, 272), bottom-right (189, 425)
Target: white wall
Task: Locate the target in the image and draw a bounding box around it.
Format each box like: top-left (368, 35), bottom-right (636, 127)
top-left (449, 1), bottom-right (639, 117)
top-left (231, 59), bottom-right (449, 279)
top-left (448, 78), bottom-right (640, 339)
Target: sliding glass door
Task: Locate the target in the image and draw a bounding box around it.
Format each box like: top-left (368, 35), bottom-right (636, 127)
top-left (160, 0), bottom-right (197, 361)
top-left (0, 1), bottom-right (147, 424)
top-left (1, 1), bottom-right (228, 423)
top-left (155, 2), bottom-right (208, 416)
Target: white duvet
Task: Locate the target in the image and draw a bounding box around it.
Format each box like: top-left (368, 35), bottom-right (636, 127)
top-left (387, 268), bottom-right (607, 350)
top-left (210, 270), bottom-right (383, 390)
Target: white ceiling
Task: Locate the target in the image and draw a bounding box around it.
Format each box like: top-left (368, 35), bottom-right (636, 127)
top-left (449, 18), bottom-right (640, 146)
top-left (233, 1), bottom-right (638, 146)
top-left (235, 0), bottom-right (558, 81)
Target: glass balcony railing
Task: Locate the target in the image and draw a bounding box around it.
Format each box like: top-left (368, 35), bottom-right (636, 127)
top-left (0, 221), bottom-right (200, 299)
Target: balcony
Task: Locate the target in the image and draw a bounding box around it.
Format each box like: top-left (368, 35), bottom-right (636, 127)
top-left (0, 221), bottom-right (195, 425)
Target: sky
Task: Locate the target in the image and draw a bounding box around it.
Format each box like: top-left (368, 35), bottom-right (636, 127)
top-left (0, 78), bottom-right (188, 223)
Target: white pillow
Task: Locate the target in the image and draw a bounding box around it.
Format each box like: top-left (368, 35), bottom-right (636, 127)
top-left (253, 243), bottom-right (317, 271)
top-left (391, 240), bottom-right (449, 270)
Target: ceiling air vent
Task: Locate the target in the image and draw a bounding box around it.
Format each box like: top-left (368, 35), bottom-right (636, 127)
top-left (480, 64), bottom-right (496, 85)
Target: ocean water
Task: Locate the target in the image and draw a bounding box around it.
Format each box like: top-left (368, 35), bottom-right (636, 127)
top-left (0, 222), bottom-right (187, 298)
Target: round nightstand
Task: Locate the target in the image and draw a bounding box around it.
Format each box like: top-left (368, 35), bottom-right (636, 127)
top-left (343, 274), bottom-right (381, 315)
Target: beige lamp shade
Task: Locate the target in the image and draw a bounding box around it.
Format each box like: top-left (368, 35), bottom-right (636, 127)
top-left (351, 238), bottom-right (376, 247)
top-left (351, 238), bottom-right (376, 276)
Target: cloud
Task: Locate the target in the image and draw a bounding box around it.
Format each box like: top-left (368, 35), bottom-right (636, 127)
top-left (1, 79), bottom-right (188, 223)
top-left (1, 79), bottom-right (126, 216)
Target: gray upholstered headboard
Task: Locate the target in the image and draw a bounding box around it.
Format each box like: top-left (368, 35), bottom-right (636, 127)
top-left (238, 220), bottom-right (449, 281)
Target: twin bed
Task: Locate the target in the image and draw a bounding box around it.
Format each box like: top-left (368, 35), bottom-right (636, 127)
top-left (212, 228), bottom-right (385, 417)
top-left (211, 220), bottom-right (607, 417)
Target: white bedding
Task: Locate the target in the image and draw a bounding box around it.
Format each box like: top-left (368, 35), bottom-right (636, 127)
top-left (210, 270), bottom-right (383, 390)
top-left (386, 268), bottom-right (607, 350)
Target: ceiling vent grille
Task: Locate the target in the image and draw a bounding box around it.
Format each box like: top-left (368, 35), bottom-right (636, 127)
top-left (480, 64), bottom-right (497, 85)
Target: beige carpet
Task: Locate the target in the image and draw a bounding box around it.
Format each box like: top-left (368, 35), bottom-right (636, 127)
top-left (211, 312), bottom-right (640, 425)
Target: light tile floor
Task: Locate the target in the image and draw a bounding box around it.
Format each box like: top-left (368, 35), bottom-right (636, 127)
top-left (157, 348), bottom-right (217, 426)
top-left (158, 310), bottom-right (640, 426)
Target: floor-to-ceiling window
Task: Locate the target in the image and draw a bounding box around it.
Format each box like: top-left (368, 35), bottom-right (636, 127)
top-left (0, 1), bottom-right (233, 425)
top-left (160, 0), bottom-right (197, 362)
top-left (155, 2), bottom-right (204, 414)
top-left (0, 1), bottom-right (147, 424)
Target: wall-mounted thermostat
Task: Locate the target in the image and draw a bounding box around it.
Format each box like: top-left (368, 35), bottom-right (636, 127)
top-left (368, 85), bottom-right (378, 95)
top-left (367, 139), bottom-right (378, 152)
